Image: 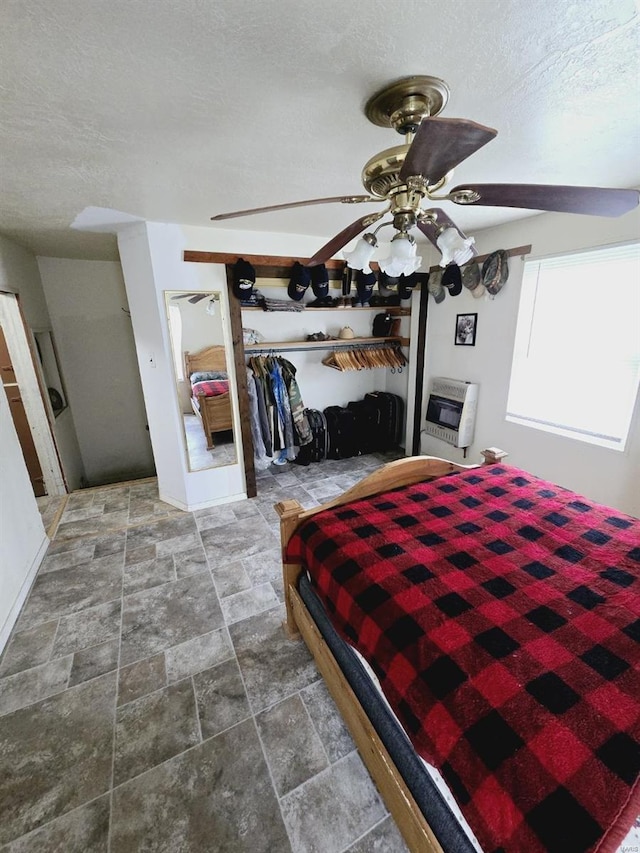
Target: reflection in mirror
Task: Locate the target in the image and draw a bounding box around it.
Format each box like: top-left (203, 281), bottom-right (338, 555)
top-left (165, 291), bottom-right (237, 472)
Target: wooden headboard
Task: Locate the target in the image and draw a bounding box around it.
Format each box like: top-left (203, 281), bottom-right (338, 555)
top-left (184, 345), bottom-right (228, 378)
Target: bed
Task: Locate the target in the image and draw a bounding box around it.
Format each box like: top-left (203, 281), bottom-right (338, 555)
top-left (184, 345), bottom-right (233, 450)
top-left (276, 453), bottom-right (640, 853)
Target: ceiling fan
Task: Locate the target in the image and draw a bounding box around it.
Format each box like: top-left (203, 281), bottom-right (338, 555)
top-left (171, 293), bottom-right (211, 304)
top-left (211, 76), bottom-right (639, 269)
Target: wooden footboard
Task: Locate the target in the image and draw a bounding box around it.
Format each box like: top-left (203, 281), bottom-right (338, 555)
top-left (275, 450), bottom-right (507, 853)
top-left (184, 345), bottom-right (233, 450)
top-left (199, 392), bottom-right (233, 450)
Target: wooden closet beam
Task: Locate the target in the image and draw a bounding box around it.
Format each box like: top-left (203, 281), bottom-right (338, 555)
top-left (224, 264), bottom-right (257, 498)
top-left (184, 251), bottom-right (344, 278)
top-left (426, 244), bottom-right (532, 273)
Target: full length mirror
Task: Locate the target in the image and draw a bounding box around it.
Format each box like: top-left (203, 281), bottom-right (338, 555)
top-left (165, 290), bottom-right (237, 472)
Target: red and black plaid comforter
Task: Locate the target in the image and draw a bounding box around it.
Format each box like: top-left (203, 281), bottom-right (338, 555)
top-left (286, 464), bottom-right (640, 853)
top-left (191, 379), bottom-right (229, 398)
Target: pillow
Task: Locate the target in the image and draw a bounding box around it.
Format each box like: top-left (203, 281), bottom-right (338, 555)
top-left (190, 370), bottom-right (228, 383)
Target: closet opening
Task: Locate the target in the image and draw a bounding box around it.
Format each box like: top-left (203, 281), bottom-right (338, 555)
top-left (183, 252), bottom-right (430, 502)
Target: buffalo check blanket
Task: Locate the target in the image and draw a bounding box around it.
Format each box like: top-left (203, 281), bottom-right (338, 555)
top-left (286, 464), bottom-right (640, 853)
top-left (191, 379), bottom-right (229, 398)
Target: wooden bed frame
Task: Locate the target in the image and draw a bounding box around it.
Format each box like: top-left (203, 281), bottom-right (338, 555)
top-left (276, 450), bottom-right (507, 853)
top-left (184, 345), bottom-right (233, 450)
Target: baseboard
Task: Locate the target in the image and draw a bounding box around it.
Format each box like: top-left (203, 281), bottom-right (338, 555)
top-left (0, 534), bottom-right (49, 653)
top-left (158, 491), bottom-right (248, 513)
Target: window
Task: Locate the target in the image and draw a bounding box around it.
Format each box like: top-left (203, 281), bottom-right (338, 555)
top-left (506, 242), bottom-right (640, 451)
top-left (167, 304), bottom-right (184, 381)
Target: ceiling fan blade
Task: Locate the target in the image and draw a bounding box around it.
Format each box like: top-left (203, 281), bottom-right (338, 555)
top-left (417, 208), bottom-right (478, 259)
top-left (449, 183), bottom-right (640, 217)
top-left (170, 293), bottom-right (209, 303)
top-left (307, 212), bottom-right (386, 267)
top-left (400, 117), bottom-right (497, 185)
top-left (170, 293), bottom-right (207, 302)
top-left (210, 195), bottom-right (381, 221)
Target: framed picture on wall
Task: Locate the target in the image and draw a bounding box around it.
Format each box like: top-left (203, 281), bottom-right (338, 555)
top-left (455, 313), bottom-right (477, 346)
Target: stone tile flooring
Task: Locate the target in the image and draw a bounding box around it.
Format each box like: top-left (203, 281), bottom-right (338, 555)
top-left (35, 493), bottom-right (68, 537)
top-left (184, 413), bottom-right (237, 471)
top-left (0, 452), bottom-right (409, 852)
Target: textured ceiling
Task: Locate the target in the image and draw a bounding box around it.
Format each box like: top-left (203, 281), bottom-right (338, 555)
top-left (1, 0), bottom-right (639, 260)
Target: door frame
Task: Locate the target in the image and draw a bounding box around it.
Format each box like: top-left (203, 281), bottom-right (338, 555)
top-left (0, 291), bottom-right (66, 496)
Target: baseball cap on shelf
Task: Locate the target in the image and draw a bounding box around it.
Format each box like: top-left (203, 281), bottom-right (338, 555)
top-left (378, 270), bottom-right (399, 297)
top-left (461, 261), bottom-right (482, 291)
top-left (233, 258), bottom-right (255, 300)
top-left (287, 261), bottom-right (311, 301)
top-left (398, 272), bottom-right (418, 300)
top-left (482, 250), bottom-right (509, 295)
top-left (355, 269), bottom-right (376, 306)
top-left (310, 264), bottom-right (329, 298)
top-left (442, 264), bottom-right (462, 297)
top-left (427, 269), bottom-right (446, 304)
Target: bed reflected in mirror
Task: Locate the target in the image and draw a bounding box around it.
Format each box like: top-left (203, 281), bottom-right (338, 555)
top-left (165, 290), bottom-right (237, 472)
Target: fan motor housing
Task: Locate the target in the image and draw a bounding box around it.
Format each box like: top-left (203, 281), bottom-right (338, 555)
top-left (361, 144), bottom-right (409, 197)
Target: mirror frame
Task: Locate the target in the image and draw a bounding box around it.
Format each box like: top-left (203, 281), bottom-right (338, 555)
top-left (164, 290), bottom-right (238, 474)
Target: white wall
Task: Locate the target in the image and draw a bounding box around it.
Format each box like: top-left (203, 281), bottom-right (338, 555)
top-left (118, 222), bottom-right (412, 510)
top-left (420, 206), bottom-right (640, 517)
top-left (0, 234), bottom-right (50, 327)
top-left (38, 257), bottom-right (155, 486)
top-left (0, 388), bottom-right (48, 651)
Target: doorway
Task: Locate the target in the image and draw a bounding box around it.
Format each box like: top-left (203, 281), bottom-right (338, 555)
top-left (0, 292), bottom-right (66, 498)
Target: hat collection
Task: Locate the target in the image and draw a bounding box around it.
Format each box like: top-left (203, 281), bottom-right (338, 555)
top-left (233, 252), bottom-right (508, 307)
top-left (428, 250), bottom-right (510, 304)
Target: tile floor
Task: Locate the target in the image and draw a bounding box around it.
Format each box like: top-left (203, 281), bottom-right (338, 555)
top-left (184, 413), bottom-right (237, 471)
top-left (1, 452), bottom-right (409, 852)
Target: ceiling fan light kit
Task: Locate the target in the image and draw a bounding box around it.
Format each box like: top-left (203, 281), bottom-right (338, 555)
top-left (378, 232), bottom-right (422, 278)
top-left (436, 227), bottom-right (476, 268)
top-left (212, 75), bottom-right (639, 275)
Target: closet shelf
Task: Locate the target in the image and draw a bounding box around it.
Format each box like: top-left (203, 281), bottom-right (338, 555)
top-left (244, 336), bottom-right (408, 353)
top-left (241, 306), bottom-right (411, 315)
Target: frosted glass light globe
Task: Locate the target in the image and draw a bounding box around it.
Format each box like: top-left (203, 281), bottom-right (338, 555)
top-left (437, 227), bottom-right (476, 267)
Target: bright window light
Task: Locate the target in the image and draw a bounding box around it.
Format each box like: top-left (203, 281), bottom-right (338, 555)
top-left (506, 242), bottom-right (640, 451)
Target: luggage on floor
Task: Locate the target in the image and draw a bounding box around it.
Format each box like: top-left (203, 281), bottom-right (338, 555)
top-left (347, 398), bottom-right (382, 454)
top-left (294, 408), bottom-right (327, 465)
top-left (363, 391), bottom-right (404, 451)
top-left (324, 406), bottom-right (358, 459)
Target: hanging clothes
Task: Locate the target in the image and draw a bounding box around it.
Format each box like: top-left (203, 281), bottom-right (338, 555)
top-left (249, 356), bottom-right (274, 456)
top-left (279, 359), bottom-right (312, 446)
top-left (269, 359), bottom-right (297, 461)
top-left (246, 369), bottom-right (270, 470)
top-left (247, 356), bottom-right (311, 464)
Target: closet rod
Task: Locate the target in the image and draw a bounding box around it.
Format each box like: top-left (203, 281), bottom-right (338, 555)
top-left (245, 336), bottom-right (405, 355)
top-left (247, 341), bottom-right (403, 356)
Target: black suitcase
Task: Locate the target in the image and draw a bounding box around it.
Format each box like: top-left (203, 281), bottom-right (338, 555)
top-left (364, 392), bottom-right (404, 450)
top-left (324, 406), bottom-right (358, 459)
top-left (347, 398), bottom-right (382, 454)
top-left (294, 408), bottom-right (327, 465)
